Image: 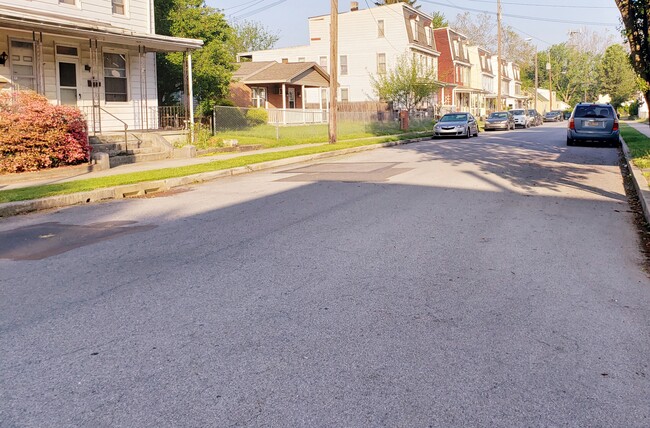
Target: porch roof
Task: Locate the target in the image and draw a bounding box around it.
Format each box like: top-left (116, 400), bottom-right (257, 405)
top-left (0, 5), bottom-right (203, 52)
top-left (233, 61), bottom-right (330, 87)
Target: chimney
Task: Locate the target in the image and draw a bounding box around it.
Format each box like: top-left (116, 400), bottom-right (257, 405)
top-left (351, 1), bottom-right (358, 11)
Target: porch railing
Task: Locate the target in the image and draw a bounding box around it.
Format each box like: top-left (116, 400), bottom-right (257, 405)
top-left (152, 105), bottom-right (187, 130)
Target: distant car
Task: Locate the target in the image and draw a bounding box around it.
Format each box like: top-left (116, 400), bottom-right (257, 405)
top-left (433, 112), bottom-right (479, 138)
top-left (484, 111), bottom-right (515, 131)
top-left (543, 111), bottom-right (563, 122)
top-left (510, 109), bottom-right (530, 128)
top-left (563, 111), bottom-right (572, 120)
top-left (527, 109), bottom-right (542, 126)
top-left (567, 103), bottom-right (620, 147)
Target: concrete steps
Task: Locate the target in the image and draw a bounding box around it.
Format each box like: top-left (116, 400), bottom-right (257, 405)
top-left (89, 133), bottom-right (171, 167)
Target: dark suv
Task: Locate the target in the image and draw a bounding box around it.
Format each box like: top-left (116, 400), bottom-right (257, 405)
top-left (567, 103), bottom-right (619, 147)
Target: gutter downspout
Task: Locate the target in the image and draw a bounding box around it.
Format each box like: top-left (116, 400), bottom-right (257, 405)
top-left (188, 51), bottom-right (194, 143)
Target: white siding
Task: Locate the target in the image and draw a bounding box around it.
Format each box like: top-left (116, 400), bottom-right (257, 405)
top-left (246, 4), bottom-right (418, 103)
top-left (0, 0), bottom-right (152, 33)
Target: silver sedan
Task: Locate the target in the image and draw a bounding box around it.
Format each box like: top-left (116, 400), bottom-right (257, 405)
top-left (433, 113), bottom-right (479, 138)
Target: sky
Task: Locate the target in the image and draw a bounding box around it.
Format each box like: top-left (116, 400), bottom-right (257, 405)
top-left (208, 0), bottom-right (623, 50)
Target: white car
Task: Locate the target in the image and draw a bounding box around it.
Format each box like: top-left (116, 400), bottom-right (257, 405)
top-left (510, 109), bottom-right (531, 128)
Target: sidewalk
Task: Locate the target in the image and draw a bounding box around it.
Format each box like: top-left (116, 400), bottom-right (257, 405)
top-left (0, 143), bottom-right (328, 191)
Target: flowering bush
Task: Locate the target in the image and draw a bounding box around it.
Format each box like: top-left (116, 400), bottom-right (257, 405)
top-left (0, 91), bottom-right (90, 173)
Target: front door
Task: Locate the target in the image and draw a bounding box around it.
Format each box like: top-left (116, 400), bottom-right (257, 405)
top-left (288, 87), bottom-right (296, 109)
top-left (57, 60), bottom-right (78, 106)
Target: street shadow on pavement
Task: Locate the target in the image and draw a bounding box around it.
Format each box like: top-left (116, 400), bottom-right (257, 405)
top-left (408, 130), bottom-right (625, 202)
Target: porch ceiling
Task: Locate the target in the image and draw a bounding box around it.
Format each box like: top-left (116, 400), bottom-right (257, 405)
top-left (0, 5), bottom-right (203, 52)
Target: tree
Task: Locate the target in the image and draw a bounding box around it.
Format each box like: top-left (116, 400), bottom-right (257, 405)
top-left (537, 44), bottom-right (600, 106)
top-left (230, 20), bottom-right (279, 60)
top-left (431, 11), bottom-right (448, 29)
top-left (155, 0), bottom-right (236, 112)
top-left (375, 0), bottom-right (419, 8)
top-left (597, 44), bottom-right (639, 110)
top-left (614, 0), bottom-right (650, 122)
top-left (452, 12), bottom-right (496, 52)
top-left (370, 54), bottom-right (441, 111)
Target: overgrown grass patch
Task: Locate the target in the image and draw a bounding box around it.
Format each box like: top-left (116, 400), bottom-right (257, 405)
top-left (0, 132), bottom-right (431, 203)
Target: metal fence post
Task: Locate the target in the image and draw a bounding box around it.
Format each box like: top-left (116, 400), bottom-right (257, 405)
top-left (213, 107), bottom-right (216, 136)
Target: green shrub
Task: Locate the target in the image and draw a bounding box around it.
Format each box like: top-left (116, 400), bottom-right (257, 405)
top-left (0, 91), bottom-right (89, 173)
top-left (246, 108), bottom-right (268, 126)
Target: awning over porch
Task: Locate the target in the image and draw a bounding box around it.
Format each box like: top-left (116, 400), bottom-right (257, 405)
top-left (0, 4), bottom-right (203, 52)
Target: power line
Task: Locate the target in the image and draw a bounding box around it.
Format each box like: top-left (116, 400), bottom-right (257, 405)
top-left (418, 0), bottom-right (618, 26)
top-left (467, 0), bottom-right (616, 9)
top-left (227, 0), bottom-right (268, 16)
top-left (232, 0), bottom-right (288, 20)
top-left (221, 0), bottom-right (265, 12)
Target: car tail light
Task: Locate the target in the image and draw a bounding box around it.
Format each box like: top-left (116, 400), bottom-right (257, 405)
top-left (613, 120), bottom-right (619, 131)
top-left (569, 118), bottom-right (575, 130)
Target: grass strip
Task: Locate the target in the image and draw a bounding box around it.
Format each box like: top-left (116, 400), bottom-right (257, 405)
top-left (621, 123), bottom-right (650, 170)
top-left (0, 133), bottom-right (430, 203)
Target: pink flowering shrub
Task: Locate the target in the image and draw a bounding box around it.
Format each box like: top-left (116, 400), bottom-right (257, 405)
top-left (0, 91), bottom-right (90, 173)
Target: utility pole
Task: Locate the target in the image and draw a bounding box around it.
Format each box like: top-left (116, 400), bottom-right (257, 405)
top-left (496, 0), bottom-right (502, 111)
top-left (329, 0), bottom-right (338, 144)
top-left (534, 50), bottom-right (538, 112)
top-left (547, 52), bottom-right (552, 111)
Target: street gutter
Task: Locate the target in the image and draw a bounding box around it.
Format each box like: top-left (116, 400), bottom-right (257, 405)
top-left (621, 137), bottom-right (650, 225)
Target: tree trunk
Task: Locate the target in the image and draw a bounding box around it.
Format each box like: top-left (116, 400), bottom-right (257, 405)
top-left (646, 90), bottom-right (650, 128)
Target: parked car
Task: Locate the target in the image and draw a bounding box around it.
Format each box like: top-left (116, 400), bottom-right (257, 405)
top-left (563, 110), bottom-right (572, 120)
top-left (510, 109), bottom-right (530, 128)
top-left (527, 109), bottom-right (543, 126)
top-left (484, 111), bottom-right (515, 131)
top-left (543, 110), bottom-right (564, 122)
top-left (566, 103), bottom-right (619, 147)
top-left (433, 113), bottom-right (479, 138)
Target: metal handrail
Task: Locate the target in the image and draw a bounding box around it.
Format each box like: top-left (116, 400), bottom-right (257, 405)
top-left (98, 107), bottom-right (129, 152)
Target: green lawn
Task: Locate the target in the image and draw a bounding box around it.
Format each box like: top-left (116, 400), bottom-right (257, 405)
top-left (195, 119), bottom-right (433, 150)
top-left (621, 123), bottom-right (650, 170)
top-left (0, 132), bottom-right (431, 203)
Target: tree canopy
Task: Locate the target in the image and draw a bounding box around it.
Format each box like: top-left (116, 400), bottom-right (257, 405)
top-left (597, 44), bottom-right (639, 110)
top-left (370, 54), bottom-right (440, 111)
top-left (614, 0), bottom-right (650, 116)
top-left (155, 0), bottom-right (235, 111)
top-left (230, 20), bottom-right (280, 60)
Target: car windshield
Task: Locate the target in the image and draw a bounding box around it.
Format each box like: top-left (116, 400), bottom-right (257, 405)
top-left (511, 110), bottom-right (525, 115)
top-left (439, 114), bottom-right (468, 122)
top-left (489, 113), bottom-right (508, 119)
top-left (545, 112), bottom-right (558, 116)
top-left (574, 105), bottom-right (612, 119)
top-left (528, 110), bottom-right (536, 115)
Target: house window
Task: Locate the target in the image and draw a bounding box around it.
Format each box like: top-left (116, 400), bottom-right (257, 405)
top-left (425, 27), bottom-right (432, 46)
top-left (377, 53), bottom-right (386, 75)
top-left (410, 19), bottom-right (418, 42)
top-left (340, 88), bottom-right (349, 102)
top-left (251, 87), bottom-right (267, 108)
top-left (319, 56), bottom-right (327, 70)
top-left (112, 0), bottom-right (125, 15)
top-left (453, 40), bottom-right (459, 57)
top-left (321, 88), bottom-right (328, 108)
top-left (377, 20), bottom-right (385, 38)
top-left (298, 57), bottom-right (305, 62)
top-left (104, 52), bottom-right (128, 102)
top-left (59, 0), bottom-right (75, 4)
top-left (10, 40), bottom-right (36, 91)
top-left (340, 55), bottom-right (348, 76)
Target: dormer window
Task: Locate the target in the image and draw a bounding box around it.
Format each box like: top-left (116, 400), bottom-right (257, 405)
top-left (425, 26), bottom-right (432, 46)
top-left (453, 40), bottom-right (459, 57)
top-left (378, 20), bottom-right (385, 38)
top-left (410, 18), bottom-right (419, 42)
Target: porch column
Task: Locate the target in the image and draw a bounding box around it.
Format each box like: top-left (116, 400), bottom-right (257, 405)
top-left (187, 51), bottom-right (194, 143)
top-left (302, 84), bottom-right (306, 124)
top-left (282, 83), bottom-right (286, 125)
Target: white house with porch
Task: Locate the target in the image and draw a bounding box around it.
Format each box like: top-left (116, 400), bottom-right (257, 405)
top-left (0, 0), bottom-right (202, 134)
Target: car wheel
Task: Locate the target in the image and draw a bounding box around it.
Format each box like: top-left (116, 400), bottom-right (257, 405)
top-left (465, 127), bottom-right (471, 138)
top-left (567, 138), bottom-right (575, 146)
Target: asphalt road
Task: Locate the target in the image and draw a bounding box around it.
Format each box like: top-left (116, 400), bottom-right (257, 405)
top-left (2, 122), bottom-right (650, 427)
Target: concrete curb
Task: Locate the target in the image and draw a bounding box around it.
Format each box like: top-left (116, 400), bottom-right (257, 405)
top-left (0, 136), bottom-right (430, 217)
top-left (621, 137), bottom-right (650, 225)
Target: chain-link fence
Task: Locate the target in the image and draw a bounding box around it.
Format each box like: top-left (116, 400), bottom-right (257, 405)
top-left (204, 105), bottom-right (433, 149)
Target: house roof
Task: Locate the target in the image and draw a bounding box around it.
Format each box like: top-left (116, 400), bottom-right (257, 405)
top-left (233, 61), bottom-right (330, 87)
top-left (0, 4), bottom-right (203, 52)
